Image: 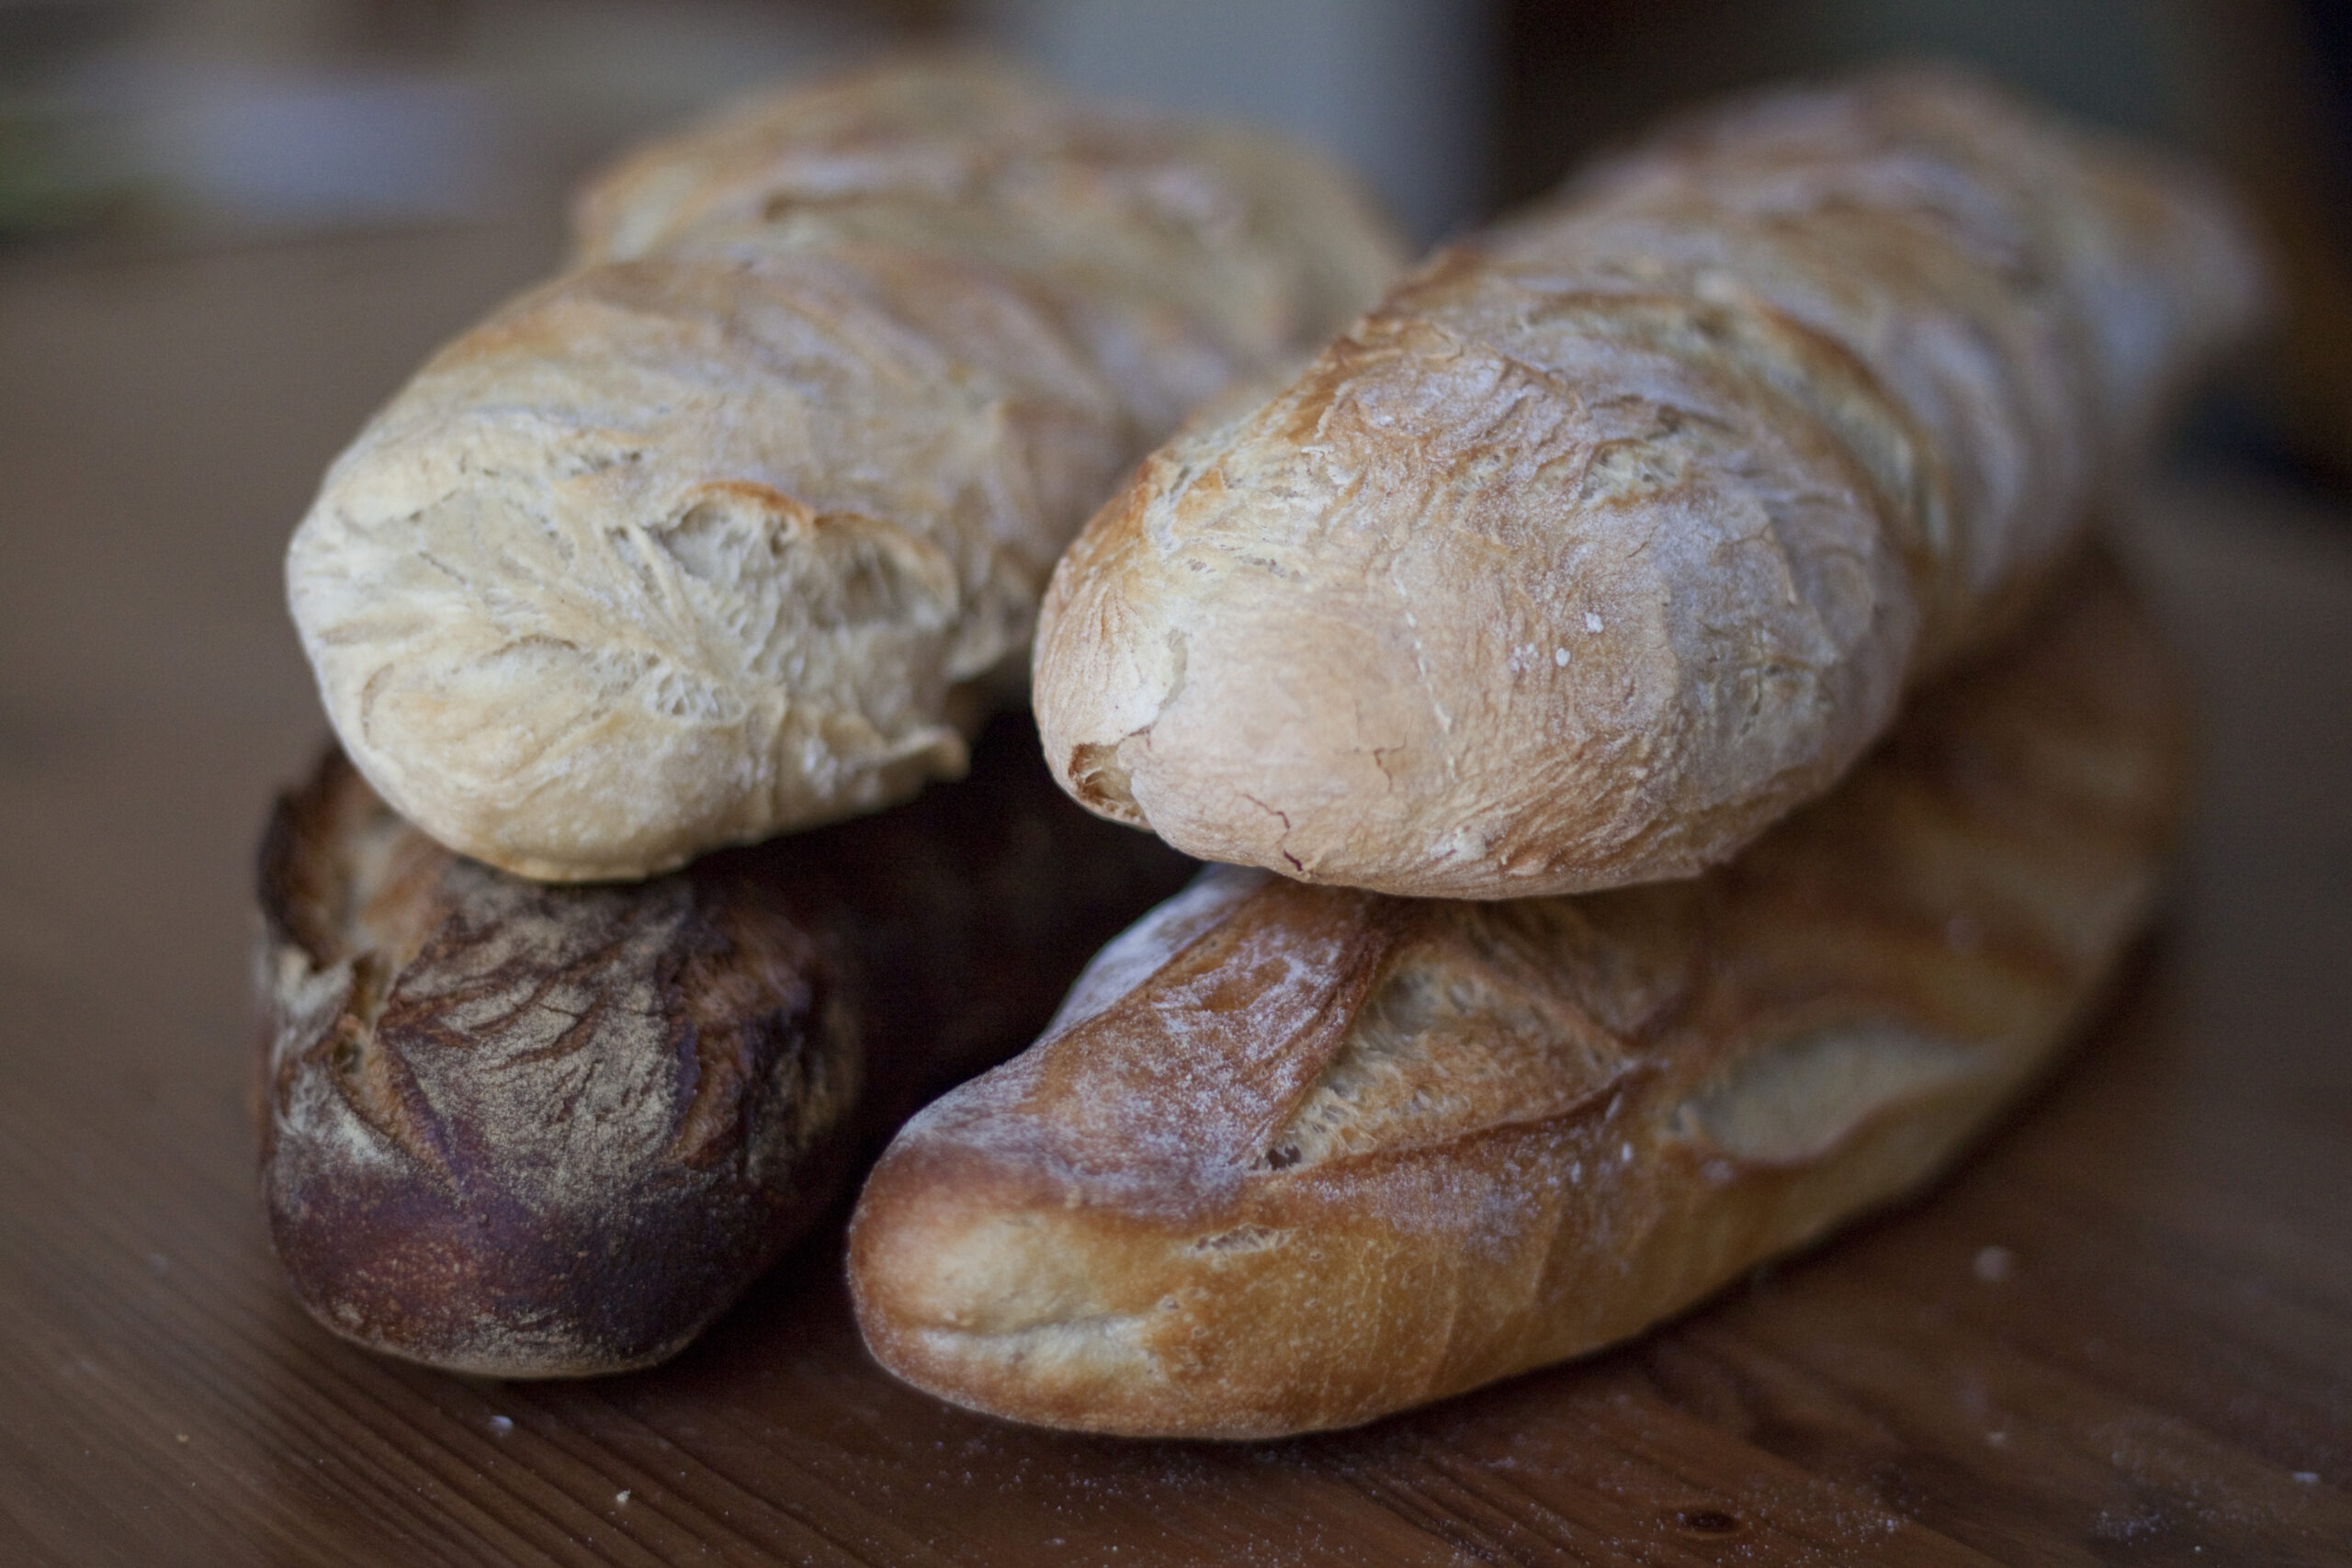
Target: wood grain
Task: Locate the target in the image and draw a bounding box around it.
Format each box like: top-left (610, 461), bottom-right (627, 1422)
top-left (2, 222), bottom-right (2347, 1566)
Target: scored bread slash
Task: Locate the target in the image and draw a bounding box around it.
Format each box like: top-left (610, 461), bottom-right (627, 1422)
top-left (254, 716), bottom-right (1194, 1379)
top-left (850, 551), bottom-right (2188, 1439)
top-left (1032, 67), bottom-right (2258, 901)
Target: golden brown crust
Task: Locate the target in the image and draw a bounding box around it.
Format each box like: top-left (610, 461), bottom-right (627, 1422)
top-left (286, 60), bottom-right (1404, 881)
top-left (256, 716), bottom-right (1195, 1378)
top-left (1033, 69), bottom-right (2254, 898)
top-left (574, 57), bottom-right (1403, 433)
top-left (853, 554), bottom-right (2188, 1438)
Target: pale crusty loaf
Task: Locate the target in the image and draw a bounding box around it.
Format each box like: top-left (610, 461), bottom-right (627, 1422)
top-left (256, 715), bottom-right (1193, 1378)
top-left (287, 61), bottom-right (1402, 881)
top-left (1034, 70), bottom-right (2252, 898)
top-left (853, 552), bottom-right (2187, 1438)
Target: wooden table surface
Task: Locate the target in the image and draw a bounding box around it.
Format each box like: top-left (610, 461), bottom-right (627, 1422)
top-left (3, 224), bottom-right (2348, 1567)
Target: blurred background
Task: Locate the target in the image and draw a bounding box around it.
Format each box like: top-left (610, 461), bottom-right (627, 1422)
top-left (4, 0), bottom-right (2350, 480)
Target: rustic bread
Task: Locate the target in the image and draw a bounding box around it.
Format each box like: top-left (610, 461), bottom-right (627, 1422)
top-left (853, 553), bottom-right (2187, 1438)
top-left (286, 60), bottom-right (1402, 882)
top-left (256, 716), bottom-right (1194, 1378)
top-left (1033, 70), bottom-right (2252, 898)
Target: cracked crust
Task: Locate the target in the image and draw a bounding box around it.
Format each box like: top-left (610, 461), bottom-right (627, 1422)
top-left (255, 715), bottom-right (1195, 1378)
top-left (1033, 69), bottom-right (2259, 899)
top-left (855, 555), bottom-right (2188, 1437)
top-left (287, 59), bottom-right (1404, 881)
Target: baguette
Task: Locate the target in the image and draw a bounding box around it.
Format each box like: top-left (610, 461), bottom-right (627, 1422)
top-left (287, 60), bottom-right (1401, 882)
top-left (256, 716), bottom-right (1193, 1378)
top-left (1033, 70), bottom-right (2252, 898)
top-left (852, 552), bottom-right (2186, 1438)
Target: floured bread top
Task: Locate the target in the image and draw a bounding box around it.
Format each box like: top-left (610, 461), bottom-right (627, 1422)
top-left (287, 59), bottom-right (1403, 880)
top-left (1033, 69), bottom-right (2258, 900)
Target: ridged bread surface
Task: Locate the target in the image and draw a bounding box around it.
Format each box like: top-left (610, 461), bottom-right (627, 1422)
top-left (287, 61), bottom-right (1402, 880)
top-left (1034, 70), bottom-right (2254, 897)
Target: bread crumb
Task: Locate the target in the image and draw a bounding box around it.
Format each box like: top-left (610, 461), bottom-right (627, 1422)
top-left (616, 1490), bottom-right (631, 1505)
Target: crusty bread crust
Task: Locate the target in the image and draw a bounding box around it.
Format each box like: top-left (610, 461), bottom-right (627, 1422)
top-left (854, 554), bottom-right (2187, 1438)
top-left (1033, 70), bottom-right (2253, 898)
top-left (255, 716), bottom-right (1193, 1378)
top-left (287, 61), bottom-right (1402, 881)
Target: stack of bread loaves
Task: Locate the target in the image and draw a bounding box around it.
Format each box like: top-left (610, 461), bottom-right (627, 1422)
top-left (258, 61), bottom-right (1403, 1376)
top-left (843, 70), bottom-right (2264, 1437)
top-left (262, 60), bottom-right (2261, 1439)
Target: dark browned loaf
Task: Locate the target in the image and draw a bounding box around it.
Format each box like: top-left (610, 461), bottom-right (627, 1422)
top-left (256, 716), bottom-right (1194, 1378)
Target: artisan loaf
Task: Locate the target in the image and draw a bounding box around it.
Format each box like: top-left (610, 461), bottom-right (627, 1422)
top-left (853, 553), bottom-right (2187, 1438)
top-left (256, 716), bottom-right (1193, 1378)
top-left (287, 60), bottom-right (1401, 881)
top-left (1034, 70), bottom-right (2253, 897)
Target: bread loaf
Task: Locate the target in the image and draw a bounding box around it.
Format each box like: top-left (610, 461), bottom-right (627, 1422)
top-left (287, 61), bottom-right (1402, 882)
top-left (256, 716), bottom-right (1194, 1378)
top-left (852, 553), bottom-right (2187, 1438)
top-left (1033, 70), bottom-right (2252, 898)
